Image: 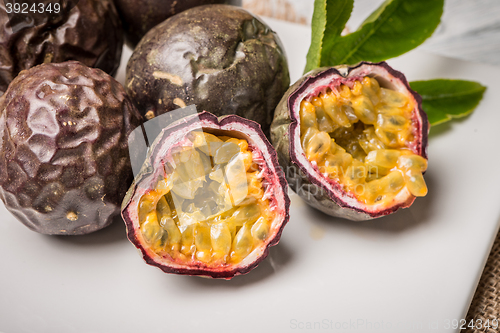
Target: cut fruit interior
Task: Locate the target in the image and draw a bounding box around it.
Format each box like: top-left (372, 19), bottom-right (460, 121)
top-left (289, 63), bottom-right (428, 217)
top-left (122, 112), bottom-right (289, 278)
top-left (138, 132), bottom-right (275, 265)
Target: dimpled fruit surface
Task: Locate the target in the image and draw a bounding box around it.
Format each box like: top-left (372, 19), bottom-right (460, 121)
top-left (0, 61), bottom-right (141, 235)
top-left (0, 0), bottom-right (123, 94)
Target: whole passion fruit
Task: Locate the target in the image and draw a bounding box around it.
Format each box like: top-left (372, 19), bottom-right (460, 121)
top-left (121, 111), bottom-right (290, 278)
top-left (271, 62), bottom-right (429, 221)
top-left (125, 4), bottom-right (290, 136)
top-left (0, 61), bottom-right (142, 235)
top-left (0, 0), bottom-right (123, 94)
top-left (113, 0), bottom-right (228, 47)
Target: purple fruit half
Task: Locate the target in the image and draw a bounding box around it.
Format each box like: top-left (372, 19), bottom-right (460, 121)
top-left (0, 61), bottom-right (142, 235)
top-left (121, 111), bottom-right (290, 279)
top-left (271, 62), bottom-right (429, 221)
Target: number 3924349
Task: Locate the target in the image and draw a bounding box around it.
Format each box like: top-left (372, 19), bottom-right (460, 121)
top-left (443, 318), bottom-right (499, 330)
top-left (5, 2), bottom-right (61, 14)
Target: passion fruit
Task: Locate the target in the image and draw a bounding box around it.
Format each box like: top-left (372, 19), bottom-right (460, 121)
top-left (0, 61), bottom-right (142, 235)
top-left (125, 4), bottom-right (290, 136)
top-left (113, 0), bottom-right (228, 47)
top-left (271, 62), bottom-right (429, 220)
top-left (0, 0), bottom-right (123, 94)
top-left (121, 111), bottom-right (290, 278)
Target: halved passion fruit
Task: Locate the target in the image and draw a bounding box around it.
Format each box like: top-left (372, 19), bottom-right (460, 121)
top-left (121, 112), bottom-right (289, 278)
top-left (271, 62), bottom-right (429, 220)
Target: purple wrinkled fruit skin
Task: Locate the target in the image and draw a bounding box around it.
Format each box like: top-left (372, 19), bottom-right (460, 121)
top-left (270, 62), bottom-right (429, 221)
top-left (113, 0), bottom-right (229, 47)
top-left (125, 4), bottom-right (290, 137)
top-left (0, 61), bottom-right (142, 235)
top-left (0, 0), bottom-right (123, 94)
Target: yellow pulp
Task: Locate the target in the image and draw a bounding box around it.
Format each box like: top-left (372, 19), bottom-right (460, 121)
top-left (300, 77), bottom-right (428, 206)
top-left (138, 131), bottom-right (275, 266)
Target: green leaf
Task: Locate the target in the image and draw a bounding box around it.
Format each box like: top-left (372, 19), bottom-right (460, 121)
top-left (321, 0), bottom-right (444, 66)
top-left (409, 80), bottom-right (487, 126)
top-left (304, 0), bottom-right (353, 73)
top-left (320, 0), bottom-right (354, 67)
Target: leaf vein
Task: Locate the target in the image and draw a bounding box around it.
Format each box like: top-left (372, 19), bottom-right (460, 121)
top-left (338, 0), bottom-right (401, 64)
top-left (420, 88), bottom-right (485, 101)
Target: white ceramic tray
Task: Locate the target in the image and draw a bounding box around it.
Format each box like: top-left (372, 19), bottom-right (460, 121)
top-left (1, 18), bottom-right (499, 333)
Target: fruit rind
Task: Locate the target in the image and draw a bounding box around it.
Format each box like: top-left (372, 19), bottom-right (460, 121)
top-left (271, 62), bottom-right (428, 220)
top-left (125, 4), bottom-right (290, 136)
top-left (0, 61), bottom-right (141, 235)
top-left (0, 0), bottom-right (123, 94)
top-left (114, 0), bottom-right (228, 47)
top-left (122, 111), bottom-right (290, 278)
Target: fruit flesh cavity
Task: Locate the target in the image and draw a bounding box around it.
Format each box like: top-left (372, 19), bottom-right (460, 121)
top-left (300, 76), bottom-right (428, 207)
top-left (137, 131), bottom-right (276, 266)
